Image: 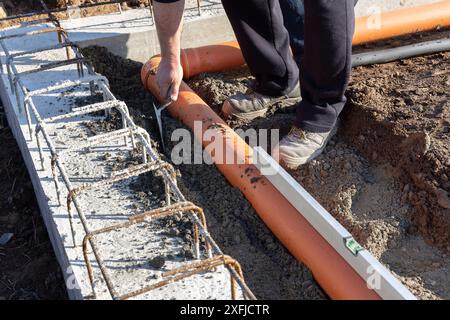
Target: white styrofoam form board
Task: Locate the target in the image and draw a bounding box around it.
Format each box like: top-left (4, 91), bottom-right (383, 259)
top-left (253, 147), bottom-right (417, 300)
top-left (0, 23), bottom-right (243, 300)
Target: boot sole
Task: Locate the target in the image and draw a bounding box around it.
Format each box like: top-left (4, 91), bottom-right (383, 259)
top-left (222, 97), bottom-right (300, 121)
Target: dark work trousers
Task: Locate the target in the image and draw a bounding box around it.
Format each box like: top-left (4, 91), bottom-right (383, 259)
top-left (279, 0), bottom-right (305, 67)
top-left (221, 0), bottom-right (356, 133)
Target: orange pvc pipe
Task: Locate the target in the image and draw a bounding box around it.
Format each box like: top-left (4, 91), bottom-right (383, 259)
top-left (353, 0), bottom-right (450, 45)
top-left (142, 57), bottom-right (380, 300)
top-left (181, 41), bottom-right (245, 79)
top-left (179, 2), bottom-right (450, 79)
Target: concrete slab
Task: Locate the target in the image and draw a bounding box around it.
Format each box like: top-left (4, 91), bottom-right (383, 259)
top-left (0, 22), bottom-right (248, 300)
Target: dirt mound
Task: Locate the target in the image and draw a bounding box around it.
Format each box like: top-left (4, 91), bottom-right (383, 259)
top-left (0, 127), bottom-right (67, 300)
top-left (344, 52), bottom-right (450, 249)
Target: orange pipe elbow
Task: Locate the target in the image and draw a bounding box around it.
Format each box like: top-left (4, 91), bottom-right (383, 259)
top-left (142, 56), bottom-right (380, 300)
top-left (353, 0), bottom-right (450, 45)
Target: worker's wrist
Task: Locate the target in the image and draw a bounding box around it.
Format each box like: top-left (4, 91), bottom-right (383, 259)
top-left (161, 54), bottom-right (181, 66)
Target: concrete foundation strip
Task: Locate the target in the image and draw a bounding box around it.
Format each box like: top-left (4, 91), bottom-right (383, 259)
top-left (0, 4), bottom-right (254, 300)
top-left (66, 161), bottom-right (179, 242)
top-left (81, 201), bottom-right (225, 300)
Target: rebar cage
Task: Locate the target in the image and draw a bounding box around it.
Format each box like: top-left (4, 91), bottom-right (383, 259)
top-left (0, 0), bottom-right (254, 300)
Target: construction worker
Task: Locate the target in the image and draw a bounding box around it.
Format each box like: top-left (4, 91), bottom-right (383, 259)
top-left (152, 0), bottom-right (356, 169)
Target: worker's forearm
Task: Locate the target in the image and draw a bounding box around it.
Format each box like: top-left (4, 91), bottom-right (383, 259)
top-left (153, 0), bottom-right (185, 63)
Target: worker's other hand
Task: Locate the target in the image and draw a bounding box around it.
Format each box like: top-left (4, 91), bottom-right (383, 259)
top-left (155, 58), bottom-right (183, 104)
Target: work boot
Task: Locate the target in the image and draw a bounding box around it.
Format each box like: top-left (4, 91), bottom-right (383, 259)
top-left (222, 82), bottom-right (301, 120)
top-left (272, 125), bottom-right (337, 169)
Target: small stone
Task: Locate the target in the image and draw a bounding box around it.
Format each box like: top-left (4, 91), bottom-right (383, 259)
top-left (149, 273), bottom-right (161, 280)
top-left (427, 279), bottom-right (437, 286)
top-left (168, 228), bottom-right (180, 237)
top-left (372, 152), bottom-right (378, 161)
top-left (149, 256), bottom-right (165, 269)
top-left (436, 188), bottom-right (450, 209)
top-left (431, 262), bottom-right (441, 268)
top-left (182, 249), bottom-right (194, 259)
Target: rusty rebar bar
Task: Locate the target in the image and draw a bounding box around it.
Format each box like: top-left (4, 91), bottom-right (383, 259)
top-left (82, 201), bottom-right (212, 299)
top-left (119, 255), bottom-right (252, 300)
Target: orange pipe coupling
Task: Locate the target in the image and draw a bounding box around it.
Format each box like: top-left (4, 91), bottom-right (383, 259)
top-left (142, 56), bottom-right (380, 300)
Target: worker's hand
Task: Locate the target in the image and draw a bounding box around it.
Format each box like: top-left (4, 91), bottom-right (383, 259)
top-left (155, 57), bottom-right (183, 104)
